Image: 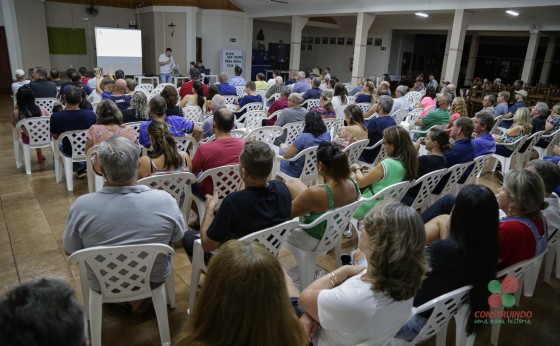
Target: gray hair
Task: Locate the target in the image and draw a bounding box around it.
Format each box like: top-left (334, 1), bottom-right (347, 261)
top-left (149, 95), bottom-right (167, 115)
top-left (396, 85), bottom-right (408, 96)
top-left (475, 111), bottom-right (495, 132)
top-left (378, 95), bottom-right (394, 114)
top-left (280, 86), bottom-right (291, 98)
top-left (447, 84), bottom-right (456, 92)
top-left (297, 71), bottom-right (306, 79)
top-left (98, 136), bottom-right (140, 183)
top-left (288, 93), bottom-right (303, 105)
top-left (212, 94), bottom-right (226, 111)
top-left (485, 94), bottom-right (496, 105)
top-left (312, 77), bottom-right (321, 87)
top-left (553, 103), bottom-right (560, 115)
top-left (131, 91), bottom-right (150, 120)
top-left (275, 76), bottom-right (283, 84)
top-left (438, 92), bottom-right (452, 106)
top-left (534, 102), bottom-right (549, 117)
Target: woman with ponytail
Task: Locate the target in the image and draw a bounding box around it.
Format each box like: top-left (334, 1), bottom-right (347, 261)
top-left (285, 142), bottom-right (360, 250)
top-left (85, 99), bottom-right (136, 153)
top-left (310, 90), bottom-right (336, 119)
top-left (179, 80), bottom-right (206, 111)
top-left (137, 120), bottom-right (192, 178)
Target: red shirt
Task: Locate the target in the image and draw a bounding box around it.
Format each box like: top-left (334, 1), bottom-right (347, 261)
top-left (266, 98), bottom-right (289, 126)
top-left (498, 217), bottom-right (545, 270)
top-left (179, 80), bottom-right (208, 99)
top-left (192, 137), bottom-right (245, 196)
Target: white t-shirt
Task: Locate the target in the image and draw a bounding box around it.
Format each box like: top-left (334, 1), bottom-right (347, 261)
top-left (317, 270), bottom-right (414, 346)
top-left (544, 193), bottom-right (560, 235)
top-left (12, 80), bottom-right (30, 94)
top-left (159, 53), bottom-right (176, 74)
top-left (267, 78), bottom-right (276, 87)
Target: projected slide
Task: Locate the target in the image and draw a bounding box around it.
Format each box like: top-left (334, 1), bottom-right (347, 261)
top-left (95, 27), bottom-right (142, 76)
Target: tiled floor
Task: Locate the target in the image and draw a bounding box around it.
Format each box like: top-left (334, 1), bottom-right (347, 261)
top-left (0, 94), bottom-right (558, 345)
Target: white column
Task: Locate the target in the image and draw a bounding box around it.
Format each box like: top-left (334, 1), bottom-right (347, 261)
top-left (539, 36), bottom-right (555, 84)
top-left (289, 16), bottom-right (309, 73)
top-left (463, 33), bottom-right (479, 86)
top-left (521, 32), bottom-right (540, 83)
top-left (185, 8), bottom-right (197, 69)
top-left (444, 9), bottom-right (473, 85)
top-left (1, 0), bottom-right (23, 78)
top-left (243, 17), bottom-right (254, 81)
top-left (351, 12), bottom-right (376, 86)
top-left (440, 30), bottom-right (452, 82)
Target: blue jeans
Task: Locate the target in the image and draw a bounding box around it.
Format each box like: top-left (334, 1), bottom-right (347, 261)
top-left (160, 73), bottom-right (172, 83)
top-left (395, 314), bottom-right (428, 341)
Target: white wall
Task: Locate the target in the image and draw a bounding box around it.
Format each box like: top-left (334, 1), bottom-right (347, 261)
top-left (14, 0), bottom-right (50, 71)
top-left (44, 2), bottom-right (135, 71)
top-left (388, 31), bottom-right (415, 76)
top-left (0, 2), bottom-right (4, 26)
top-left (252, 19), bottom-right (291, 49)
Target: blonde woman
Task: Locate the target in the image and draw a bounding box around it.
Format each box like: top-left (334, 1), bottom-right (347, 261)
top-left (297, 202), bottom-right (429, 345)
top-left (310, 90), bottom-right (336, 118)
top-left (177, 240), bottom-right (308, 346)
top-left (333, 104), bottom-right (368, 149)
top-left (449, 96), bottom-right (468, 125)
top-left (494, 107), bottom-right (532, 157)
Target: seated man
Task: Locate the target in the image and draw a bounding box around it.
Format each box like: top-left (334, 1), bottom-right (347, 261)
top-left (29, 67), bottom-right (57, 98)
top-left (60, 70), bottom-right (93, 96)
top-left (182, 141), bottom-right (291, 258)
top-left (0, 278), bottom-right (88, 346)
top-left (264, 87), bottom-right (290, 126)
top-left (63, 136), bottom-right (185, 291)
top-left (414, 92), bottom-right (452, 134)
top-left (444, 117), bottom-right (475, 168)
top-left (390, 85), bottom-right (411, 113)
top-left (301, 77), bottom-right (322, 100)
top-left (179, 68), bottom-right (208, 98)
top-left (216, 72), bottom-right (238, 96)
top-left (273, 93), bottom-right (307, 145)
top-left (360, 96), bottom-right (397, 163)
top-left (201, 95), bottom-right (226, 139)
top-left (472, 111), bottom-right (496, 157)
top-left (139, 95), bottom-right (202, 147)
top-left (229, 65), bottom-right (246, 87)
top-left (235, 81), bottom-right (262, 119)
top-left (100, 79), bottom-right (131, 110)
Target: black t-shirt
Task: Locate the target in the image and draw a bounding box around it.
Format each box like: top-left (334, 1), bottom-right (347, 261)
top-left (402, 155), bottom-right (447, 206)
top-left (206, 180), bottom-right (292, 243)
top-left (166, 105), bottom-right (184, 117)
top-left (532, 116), bottom-right (546, 134)
top-left (50, 109), bottom-right (96, 156)
top-left (122, 109), bottom-right (145, 123)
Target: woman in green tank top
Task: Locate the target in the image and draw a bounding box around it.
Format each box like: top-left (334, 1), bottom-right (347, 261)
top-left (286, 142), bottom-right (361, 250)
top-left (351, 126), bottom-right (417, 219)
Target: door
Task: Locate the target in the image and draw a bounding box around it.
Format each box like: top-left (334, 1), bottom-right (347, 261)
top-left (0, 27), bottom-right (12, 95)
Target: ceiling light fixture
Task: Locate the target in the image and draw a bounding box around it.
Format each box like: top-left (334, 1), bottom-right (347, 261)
top-left (415, 12), bottom-right (429, 18)
top-left (506, 10), bottom-right (519, 16)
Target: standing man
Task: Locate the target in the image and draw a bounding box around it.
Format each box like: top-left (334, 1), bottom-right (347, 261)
top-left (427, 73), bottom-right (438, 90)
top-left (159, 48), bottom-right (176, 83)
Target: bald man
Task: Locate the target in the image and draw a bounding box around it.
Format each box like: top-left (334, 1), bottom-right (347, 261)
top-left (102, 78), bottom-right (131, 110)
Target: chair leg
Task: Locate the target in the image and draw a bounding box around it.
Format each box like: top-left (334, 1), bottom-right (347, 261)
top-left (64, 158), bottom-right (74, 191)
top-left (22, 144), bottom-right (31, 175)
top-left (435, 321), bottom-right (449, 346)
top-left (543, 245), bottom-right (555, 283)
top-left (152, 285), bottom-right (171, 345)
top-left (165, 272), bottom-right (176, 309)
top-left (188, 244), bottom-right (205, 313)
top-left (523, 256), bottom-right (544, 297)
top-left (454, 305), bottom-right (469, 346)
top-left (14, 137), bottom-right (22, 168)
top-left (335, 239), bottom-right (342, 268)
top-left (89, 292), bottom-right (103, 346)
top-left (490, 305), bottom-right (503, 346)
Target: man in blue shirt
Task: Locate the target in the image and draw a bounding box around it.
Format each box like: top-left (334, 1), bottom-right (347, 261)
top-left (472, 111), bottom-right (496, 157)
top-left (360, 95), bottom-right (397, 163)
top-left (301, 77), bottom-right (322, 100)
top-left (235, 81), bottom-right (262, 119)
top-left (292, 71), bottom-right (311, 94)
top-left (501, 89), bottom-right (527, 129)
top-left (494, 91), bottom-right (510, 117)
top-left (216, 73), bottom-right (238, 96)
top-left (229, 66), bottom-right (246, 87)
top-left (445, 117), bottom-right (475, 167)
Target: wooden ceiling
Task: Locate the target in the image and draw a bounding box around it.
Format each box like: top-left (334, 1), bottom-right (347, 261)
top-left (45, 0), bottom-right (242, 11)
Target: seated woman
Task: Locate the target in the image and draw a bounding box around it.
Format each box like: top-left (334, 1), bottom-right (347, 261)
top-left (85, 99), bottom-right (136, 153)
top-left (279, 111), bottom-right (331, 179)
top-left (333, 104), bottom-right (368, 149)
top-left (179, 80), bottom-right (206, 111)
top-left (297, 202), bottom-right (429, 345)
top-left (449, 96), bottom-right (468, 125)
top-left (402, 128), bottom-right (451, 206)
top-left (137, 120), bottom-right (191, 179)
top-left (354, 80), bottom-right (374, 104)
top-left (12, 86), bottom-right (51, 163)
top-left (160, 85), bottom-right (183, 117)
top-left (536, 103), bottom-right (560, 149)
top-left (178, 240), bottom-right (308, 345)
top-left (286, 142), bottom-right (360, 250)
top-left (332, 82), bottom-right (348, 119)
top-left (496, 169), bottom-right (548, 270)
top-left (122, 91), bottom-right (150, 123)
top-left (493, 107), bottom-right (532, 157)
top-left (526, 160), bottom-right (560, 234)
top-left (203, 85), bottom-right (219, 114)
top-left (351, 126), bottom-right (417, 219)
top-left (310, 90), bottom-right (336, 119)
top-left (396, 185), bottom-right (499, 341)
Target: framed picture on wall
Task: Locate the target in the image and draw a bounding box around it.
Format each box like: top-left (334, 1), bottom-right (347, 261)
top-left (315, 37), bottom-right (321, 44)
top-left (301, 44), bottom-right (305, 51)
top-left (301, 37), bottom-right (307, 44)
top-left (374, 38), bottom-right (382, 46)
top-left (330, 37), bottom-right (336, 45)
top-left (346, 37), bottom-right (354, 45)
top-left (308, 45), bottom-right (312, 51)
top-left (337, 37), bottom-right (345, 45)
top-left (367, 38), bottom-right (373, 45)
top-left (322, 37), bottom-right (329, 44)
top-left (308, 37), bottom-right (313, 44)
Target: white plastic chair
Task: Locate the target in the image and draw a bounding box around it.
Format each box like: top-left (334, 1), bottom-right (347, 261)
top-left (235, 86), bottom-right (246, 98)
top-left (408, 168), bottom-right (448, 212)
top-left (406, 91), bottom-right (423, 107)
top-left (245, 126), bottom-right (283, 148)
top-left (54, 130), bottom-right (87, 192)
top-left (302, 98), bottom-right (321, 110)
top-left (223, 95), bottom-right (238, 105)
top-left (266, 92), bottom-right (281, 104)
top-left (35, 97), bottom-right (60, 112)
top-left (69, 244), bottom-right (175, 346)
top-left (275, 146), bottom-right (318, 186)
top-left (204, 129), bottom-right (246, 142)
top-left (490, 115), bottom-right (505, 135)
top-left (86, 145), bottom-right (104, 193)
top-left (192, 164), bottom-right (243, 220)
top-left (358, 139), bottom-right (387, 166)
top-left (188, 219), bottom-right (298, 312)
top-left (534, 128), bottom-right (560, 159)
top-left (347, 95), bottom-right (356, 104)
top-left (409, 124), bottom-right (448, 140)
top-left (173, 135), bottom-right (199, 156)
top-left (520, 130), bottom-right (544, 168)
top-left (136, 83), bottom-right (154, 93)
top-left (14, 117), bottom-right (54, 174)
top-left (138, 172), bottom-right (197, 224)
top-left (284, 199), bottom-right (362, 289)
top-left (470, 154), bottom-right (493, 180)
top-left (281, 121), bottom-right (305, 146)
top-left (544, 227), bottom-right (559, 282)
top-left (392, 285), bottom-right (472, 346)
top-left (234, 103), bottom-right (264, 125)
top-left (126, 121), bottom-right (144, 142)
top-left (342, 139), bottom-right (369, 166)
top-left (491, 135), bottom-right (529, 173)
top-left (152, 83), bottom-right (175, 94)
top-left (392, 109), bottom-right (409, 124)
top-left (356, 102), bottom-right (371, 114)
top-left (236, 108), bottom-right (265, 129)
top-left (430, 162), bottom-right (471, 203)
top-left (490, 250), bottom-right (548, 346)
top-left (182, 106), bottom-right (203, 123)
top-left (405, 108), bottom-right (423, 124)
top-left (323, 118), bottom-right (340, 138)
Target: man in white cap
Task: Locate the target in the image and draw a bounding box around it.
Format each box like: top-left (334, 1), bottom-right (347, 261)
top-left (11, 69), bottom-right (30, 95)
top-left (500, 89), bottom-right (528, 129)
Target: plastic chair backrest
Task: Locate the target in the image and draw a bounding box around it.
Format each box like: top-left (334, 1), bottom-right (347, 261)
top-left (245, 126), bottom-right (283, 146)
top-left (373, 140), bottom-right (388, 166)
top-left (152, 83), bottom-right (175, 94)
top-left (136, 83), bottom-right (154, 93)
top-left (238, 109), bottom-right (266, 129)
top-left (197, 164), bottom-right (243, 200)
top-left (256, 89), bottom-right (268, 98)
top-left (267, 93), bottom-right (281, 102)
top-left (323, 118), bottom-right (339, 137)
top-left (491, 115), bottom-right (504, 134)
top-left (138, 172), bottom-right (196, 209)
top-left (35, 97), bottom-right (60, 113)
top-left (223, 95), bottom-right (238, 105)
top-left (343, 139), bottom-right (369, 166)
top-left (406, 108), bottom-right (423, 124)
top-left (182, 106), bottom-right (203, 123)
top-left (356, 102), bottom-right (371, 114)
top-left (409, 168), bottom-right (448, 210)
top-left (303, 99), bottom-right (321, 110)
top-left (392, 109), bottom-right (409, 124)
top-left (173, 135), bottom-right (198, 154)
top-left (283, 121), bottom-right (305, 145)
top-left (362, 181), bottom-right (411, 211)
top-left (239, 219), bottom-right (299, 257)
top-left (59, 130), bottom-right (88, 159)
top-left (204, 129), bottom-right (245, 142)
top-left (86, 145), bottom-right (104, 193)
top-left (235, 86), bottom-right (246, 97)
top-left (470, 154), bottom-right (492, 180)
top-left (347, 95), bottom-right (356, 104)
top-left (68, 244), bottom-right (174, 300)
top-left (126, 121), bottom-right (144, 143)
top-left (406, 91), bottom-right (423, 106)
top-left (16, 117), bottom-right (51, 147)
top-left (439, 162), bottom-right (471, 196)
top-left (288, 146), bottom-right (319, 184)
top-left (521, 130), bottom-right (544, 153)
